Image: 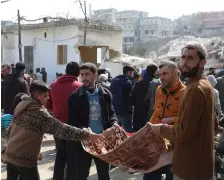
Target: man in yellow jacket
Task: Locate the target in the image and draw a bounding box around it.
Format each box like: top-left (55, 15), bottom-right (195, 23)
top-left (143, 60), bottom-right (186, 180)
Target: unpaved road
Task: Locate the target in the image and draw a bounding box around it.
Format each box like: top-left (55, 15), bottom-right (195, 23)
top-left (1, 135), bottom-right (143, 180)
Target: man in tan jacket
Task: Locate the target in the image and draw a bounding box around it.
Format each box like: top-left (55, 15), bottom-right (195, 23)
top-left (150, 42), bottom-right (218, 180)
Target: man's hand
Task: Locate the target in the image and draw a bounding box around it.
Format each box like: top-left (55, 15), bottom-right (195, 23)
top-left (88, 133), bottom-right (105, 143)
top-left (113, 123), bottom-right (120, 128)
top-left (161, 117), bottom-right (174, 124)
top-left (38, 153), bottom-right (43, 161)
top-left (148, 122), bottom-right (162, 136)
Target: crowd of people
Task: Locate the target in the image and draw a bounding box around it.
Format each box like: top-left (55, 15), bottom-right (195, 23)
top-left (1, 41), bottom-right (224, 180)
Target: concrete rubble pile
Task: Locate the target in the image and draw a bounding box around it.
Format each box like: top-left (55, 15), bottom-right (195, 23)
top-left (157, 36), bottom-right (224, 63)
top-left (110, 54), bottom-right (153, 67)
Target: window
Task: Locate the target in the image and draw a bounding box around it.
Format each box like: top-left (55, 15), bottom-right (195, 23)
top-left (57, 45), bottom-right (67, 65)
top-left (129, 37), bottom-right (134, 42)
top-left (145, 30), bottom-right (149, 35)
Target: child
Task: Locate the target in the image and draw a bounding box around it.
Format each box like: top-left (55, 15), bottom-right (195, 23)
top-left (4, 80), bottom-right (104, 180)
top-left (1, 93), bottom-right (29, 164)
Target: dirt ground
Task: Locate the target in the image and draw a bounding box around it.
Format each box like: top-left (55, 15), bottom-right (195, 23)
top-left (1, 135), bottom-right (143, 180)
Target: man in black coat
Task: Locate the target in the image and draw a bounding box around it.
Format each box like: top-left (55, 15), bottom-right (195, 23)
top-left (132, 64), bottom-right (158, 131)
top-left (2, 62), bottom-right (29, 114)
top-left (66, 63), bottom-right (118, 180)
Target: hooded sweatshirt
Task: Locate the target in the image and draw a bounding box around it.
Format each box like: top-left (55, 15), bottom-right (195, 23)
top-left (208, 75), bottom-right (223, 116)
top-left (46, 75), bottom-right (82, 123)
top-left (4, 97), bottom-right (89, 168)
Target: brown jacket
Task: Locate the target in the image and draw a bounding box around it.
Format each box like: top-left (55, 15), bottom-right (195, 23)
top-left (4, 97), bottom-right (89, 168)
top-left (161, 74), bottom-right (218, 180)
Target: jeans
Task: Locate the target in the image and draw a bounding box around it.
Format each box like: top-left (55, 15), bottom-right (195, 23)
top-left (117, 114), bottom-right (133, 133)
top-left (7, 162), bottom-right (40, 180)
top-left (143, 165), bottom-right (173, 180)
top-left (53, 137), bottom-right (67, 180)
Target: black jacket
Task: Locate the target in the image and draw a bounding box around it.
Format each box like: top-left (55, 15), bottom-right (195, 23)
top-left (110, 75), bottom-right (133, 115)
top-left (132, 79), bottom-right (150, 131)
top-left (2, 74), bottom-right (29, 114)
top-left (67, 85), bottom-right (118, 129)
top-left (66, 85), bottom-right (118, 174)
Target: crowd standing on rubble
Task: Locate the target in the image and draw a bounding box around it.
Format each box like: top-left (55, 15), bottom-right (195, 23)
top-left (1, 42), bottom-right (224, 180)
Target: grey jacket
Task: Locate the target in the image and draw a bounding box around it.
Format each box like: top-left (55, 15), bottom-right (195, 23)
top-left (215, 76), bottom-right (224, 113)
top-left (144, 79), bottom-right (161, 119)
top-left (208, 75), bottom-right (223, 116)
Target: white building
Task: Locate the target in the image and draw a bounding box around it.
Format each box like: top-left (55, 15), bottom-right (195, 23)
top-left (1, 19), bottom-right (122, 83)
top-left (116, 10), bottom-right (148, 49)
top-left (92, 8), bottom-right (117, 24)
top-left (140, 17), bottom-right (173, 42)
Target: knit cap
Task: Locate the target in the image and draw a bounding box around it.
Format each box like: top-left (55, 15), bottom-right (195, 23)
top-left (183, 41), bottom-right (207, 59)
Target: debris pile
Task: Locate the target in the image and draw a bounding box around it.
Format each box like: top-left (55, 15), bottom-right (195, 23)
top-left (109, 54), bottom-right (153, 67)
top-left (157, 36), bottom-right (224, 68)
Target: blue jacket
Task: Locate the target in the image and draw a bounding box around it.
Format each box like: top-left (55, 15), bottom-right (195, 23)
top-left (110, 75), bottom-right (133, 115)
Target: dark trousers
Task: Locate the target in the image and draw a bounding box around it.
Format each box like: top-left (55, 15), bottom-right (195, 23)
top-left (66, 142), bottom-right (110, 180)
top-left (117, 114), bottom-right (133, 133)
top-left (143, 165), bottom-right (173, 180)
top-left (6, 162), bottom-right (40, 180)
top-left (53, 137), bottom-right (67, 180)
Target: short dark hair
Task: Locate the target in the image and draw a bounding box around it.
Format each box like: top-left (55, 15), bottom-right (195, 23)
top-left (36, 68), bottom-right (40, 72)
top-left (2, 64), bottom-right (11, 70)
top-left (159, 60), bottom-right (177, 70)
top-left (65, 62), bottom-right (80, 77)
top-left (15, 62), bottom-right (26, 71)
top-left (13, 93), bottom-right (29, 109)
top-left (80, 63), bottom-right (97, 74)
top-left (30, 80), bottom-right (50, 97)
top-left (123, 65), bottom-right (134, 74)
top-left (146, 63), bottom-right (158, 76)
top-left (98, 69), bottom-right (107, 76)
top-left (133, 71), bottom-right (140, 79)
top-left (182, 47), bottom-right (205, 60)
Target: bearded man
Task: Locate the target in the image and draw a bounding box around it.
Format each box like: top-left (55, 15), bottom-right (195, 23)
top-left (150, 42), bottom-right (218, 180)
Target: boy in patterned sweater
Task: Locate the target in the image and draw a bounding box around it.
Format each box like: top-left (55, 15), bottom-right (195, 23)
top-left (4, 80), bottom-right (104, 180)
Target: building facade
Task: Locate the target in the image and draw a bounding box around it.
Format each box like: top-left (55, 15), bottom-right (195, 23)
top-left (139, 17), bottom-right (173, 42)
top-left (196, 11), bottom-right (224, 37)
top-left (92, 8), bottom-right (117, 24)
top-left (1, 19), bottom-right (122, 83)
top-left (115, 10), bottom-right (148, 49)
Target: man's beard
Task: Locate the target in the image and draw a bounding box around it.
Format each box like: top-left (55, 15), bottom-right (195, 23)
top-left (180, 63), bottom-right (200, 79)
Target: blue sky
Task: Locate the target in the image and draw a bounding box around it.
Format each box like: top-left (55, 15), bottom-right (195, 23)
top-left (1, 0), bottom-right (223, 22)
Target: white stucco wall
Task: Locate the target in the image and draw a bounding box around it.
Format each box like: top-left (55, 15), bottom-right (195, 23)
top-left (1, 33), bottom-right (17, 65)
top-left (2, 23), bottom-right (122, 84)
top-left (29, 25), bottom-right (80, 83)
top-left (2, 25), bottom-right (80, 84)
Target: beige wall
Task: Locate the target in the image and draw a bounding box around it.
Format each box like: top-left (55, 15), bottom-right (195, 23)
top-left (78, 27), bottom-right (122, 52)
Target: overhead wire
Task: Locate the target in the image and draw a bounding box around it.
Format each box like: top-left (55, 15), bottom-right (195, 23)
top-left (34, 35), bottom-right (84, 42)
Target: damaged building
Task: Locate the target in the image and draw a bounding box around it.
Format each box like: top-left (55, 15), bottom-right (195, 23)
top-left (1, 18), bottom-right (122, 83)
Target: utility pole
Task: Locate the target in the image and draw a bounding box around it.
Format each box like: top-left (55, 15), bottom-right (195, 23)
top-left (79, 0), bottom-right (87, 45)
top-left (17, 9), bottom-right (22, 61)
top-left (83, 0), bottom-right (87, 45)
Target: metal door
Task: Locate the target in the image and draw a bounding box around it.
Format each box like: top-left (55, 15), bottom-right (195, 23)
top-left (24, 46), bottom-right (34, 72)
